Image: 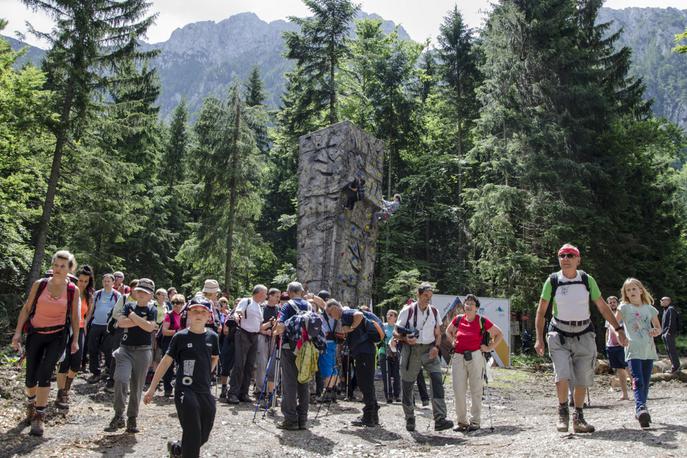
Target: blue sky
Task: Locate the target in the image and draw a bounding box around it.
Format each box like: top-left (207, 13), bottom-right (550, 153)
top-left (2, 0), bottom-right (685, 47)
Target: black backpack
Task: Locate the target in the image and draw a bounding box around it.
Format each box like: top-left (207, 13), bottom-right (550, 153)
top-left (362, 310), bottom-right (385, 343)
top-left (106, 294), bottom-right (128, 334)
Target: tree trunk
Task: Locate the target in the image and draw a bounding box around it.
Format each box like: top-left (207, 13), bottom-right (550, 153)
top-left (26, 88), bottom-right (74, 292)
top-left (224, 96), bottom-right (242, 293)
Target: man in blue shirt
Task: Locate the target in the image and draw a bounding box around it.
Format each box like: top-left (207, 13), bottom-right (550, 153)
top-left (273, 281), bottom-right (312, 430)
top-left (86, 273), bottom-right (121, 383)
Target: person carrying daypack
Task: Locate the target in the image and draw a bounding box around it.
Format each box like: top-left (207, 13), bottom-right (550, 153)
top-left (11, 250), bottom-right (81, 437)
top-left (394, 283), bottom-right (454, 432)
top-left (326, 301), bottom-right (381, 427)
top-left (535, 243), bottom-right (626, 434)
top-left (86, 273), bottom-right (121, 384)
top-left (273, 282), bottom-right (314, 431)
top-left (160, 294), bottom-right (185, 397)
top-left (445, 294), bottom-right (503, 432)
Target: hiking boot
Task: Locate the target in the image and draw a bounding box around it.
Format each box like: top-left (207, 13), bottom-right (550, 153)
top-left (276, 420), bottom-right (299, 431)
top-left (126, 416), bottom-right (139, 433)
top-left (104, 378), bottom-right (115, 393)
top-left (219, 386), bottom-right (228, 402)
top-left (637, 408), bottom-right (650, 429)
top-left (421, 399), bottom-right (430, 408)
top-left (164, 390), bottom-right (173, 398)
top-left (238, 395), bottom-right (252, 403)
top-left (372, 409), bottom-right (380, 426)
top-left (54, 389), bottom-right (69, 410)
top-left (167, 440), bottom-right (182, 457)
top-left (467, 423), bottom-right (480, 432)
top-left (386, 398), bottom-right (393, 404)
top-left (298, 419), bottom-right (308, 430)
top-left (434, 418), bottom-right (454, 431)
top-left (351, 413), bottom-right (375, 427)
top-left (557, 405), bottom-right (570, 432)
top-left (87, 373), bottom-right (102, 384)
top-left (24, 401), bottom-right (36, 426)
top-left (29, 410), bottom-right (45, 437)
top-left (405, 417), bottom-right (416, 432)
top-left (227, 394), bottom-right (240, 404)
top-left (572, 409), bottom-right (595, 433)
top-left (105, 415), bottom-right (125, 432)
top-left (453, 423), bottom-right (470, 432)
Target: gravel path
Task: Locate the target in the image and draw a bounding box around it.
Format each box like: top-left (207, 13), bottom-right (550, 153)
top-left (1, 364), bottom-right (685, 457)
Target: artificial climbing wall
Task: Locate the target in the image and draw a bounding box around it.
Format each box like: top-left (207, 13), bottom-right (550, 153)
top-left (297, 121), bottom-right (384, 308)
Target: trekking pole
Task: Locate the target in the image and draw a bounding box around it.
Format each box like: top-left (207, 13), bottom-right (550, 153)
top-left (483, 360), bottom-right (494, 432)
top-left (586, 387), bottom-right (591, 407)
top-left (315, 371), bottom-right (337, 419)
top-left (271, 339), bottom-right (282, 410)
top-left (253, 343), bottom-right (276, 422)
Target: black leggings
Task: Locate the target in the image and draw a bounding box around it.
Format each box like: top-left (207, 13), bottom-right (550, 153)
top-left (59, 328), bottom-right (85, 374)
top-left (175, 389), bottom-right (216, 458)
top-left (25, 330), bottom-right (67, 388)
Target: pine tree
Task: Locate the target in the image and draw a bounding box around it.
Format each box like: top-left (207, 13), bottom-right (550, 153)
top-left (284, 0), bottom-right (359, 125)
top-left (22, 0), bottom-right (157, 287)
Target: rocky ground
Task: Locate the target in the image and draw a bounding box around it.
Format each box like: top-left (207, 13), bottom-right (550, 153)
top-left (0, 360), bottom-right (686, 457)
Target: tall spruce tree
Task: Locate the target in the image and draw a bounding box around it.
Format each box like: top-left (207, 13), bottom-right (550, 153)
top-left (22, 0), bottom-right (156, 288)
top-left (284, 0), bottom-right (359, 125)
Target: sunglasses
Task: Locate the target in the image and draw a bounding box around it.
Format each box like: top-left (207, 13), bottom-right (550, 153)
top-left (558, 253), bottom-right (577, 259)
top-left (172, 301), bottom-right (184, 305)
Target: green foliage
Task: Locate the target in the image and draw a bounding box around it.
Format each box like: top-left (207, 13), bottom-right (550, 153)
top-left (376, 269), bottom-right (425, 312)
top-left (674, 29), bottom-right (687, 54)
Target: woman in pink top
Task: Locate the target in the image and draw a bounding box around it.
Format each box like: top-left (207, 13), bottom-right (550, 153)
top-left (12, 250), bottom-right (81, 437)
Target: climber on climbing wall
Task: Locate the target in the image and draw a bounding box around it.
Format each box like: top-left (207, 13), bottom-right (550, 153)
top-left (373, 194), bottom-right (401, 223)
top-left (343, 177), bottom-right (366, 210)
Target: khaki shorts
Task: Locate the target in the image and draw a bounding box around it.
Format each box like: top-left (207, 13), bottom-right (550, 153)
top-left (547, 328), bottom-right (596, 387)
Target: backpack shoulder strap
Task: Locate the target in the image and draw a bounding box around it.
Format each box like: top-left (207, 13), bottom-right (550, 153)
top-left (549, 272), bottom-right (559, 299)
top-left (28, 278), bottom-right (50, 319)
top-left (579, 271), bottom-right (590, 292)
top-left (66, 282), bottom-right (76, 322)
top-left (431, 305), bottom-right (439, 324)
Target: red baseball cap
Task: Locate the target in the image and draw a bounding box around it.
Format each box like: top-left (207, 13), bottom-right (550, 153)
top-left (558, 244), bottom-right (580, 257)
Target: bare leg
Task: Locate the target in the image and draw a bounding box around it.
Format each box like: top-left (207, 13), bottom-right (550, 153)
top-left (555, 380), bottom-right (569, 403)
top-left (617, 368), bottom-right (629, 400)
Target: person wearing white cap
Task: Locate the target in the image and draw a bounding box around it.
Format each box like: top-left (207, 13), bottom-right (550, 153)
top-left (106, 278), bottom-right (158, 434)
top-left (202, 279), bottom-right (222, 332)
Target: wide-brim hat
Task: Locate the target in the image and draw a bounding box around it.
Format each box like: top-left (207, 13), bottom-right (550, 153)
top-left (134, 278), bottom-right (155, 295)
top-left (202, 279), bottom-right (220, 294)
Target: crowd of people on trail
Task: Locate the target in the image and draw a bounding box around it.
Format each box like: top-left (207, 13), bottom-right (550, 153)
top-left (8, 243), bottom-right (682, 457)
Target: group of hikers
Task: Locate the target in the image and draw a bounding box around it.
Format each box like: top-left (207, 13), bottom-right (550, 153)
top-left (8, 243), bottom-right (681, 457)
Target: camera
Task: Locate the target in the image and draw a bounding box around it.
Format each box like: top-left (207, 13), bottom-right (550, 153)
top-left (463, 351), bottom-right (473, 362)
top-left (396, 326), bottom-right (419, 340)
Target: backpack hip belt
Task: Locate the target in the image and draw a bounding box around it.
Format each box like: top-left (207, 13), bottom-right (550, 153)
top-left (553, 318), bottom-right (590, 327)
top-left (549, 322), bottom-right (594, 346)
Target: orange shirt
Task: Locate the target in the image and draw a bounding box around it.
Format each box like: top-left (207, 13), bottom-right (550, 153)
top-left (31, 284), bottom-right (68, 334)
top-left (79, 294), bottom-right (90, 329)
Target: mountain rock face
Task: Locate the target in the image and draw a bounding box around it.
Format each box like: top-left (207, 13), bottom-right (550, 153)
top-left (5, 8), bottom-right (687, 128)
top-left (597, 7), bottom-right (687, 130)
top-left (142, 11), bottom-right (410, 118)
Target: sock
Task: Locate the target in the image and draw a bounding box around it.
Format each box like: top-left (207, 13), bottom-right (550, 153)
top-left (35, 405), bottom-right (46, 413)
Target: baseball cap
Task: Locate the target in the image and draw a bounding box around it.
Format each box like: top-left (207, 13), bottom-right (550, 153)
top-left (202, 279), bottom-right (220, 294)
top-left (113, 271), bottom-right (124, 279)
top-left (135, 278), bottom-right (155, 295)
top-left (418, 282), bottom-right (434, 293)
top-left (317, 290), bottom-right (331, 300)
top-left (188, 295), bottom-right (212, 312)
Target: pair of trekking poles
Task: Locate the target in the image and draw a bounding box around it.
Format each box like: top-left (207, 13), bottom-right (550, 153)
top-left (252, 336), bottom-right (282, 422)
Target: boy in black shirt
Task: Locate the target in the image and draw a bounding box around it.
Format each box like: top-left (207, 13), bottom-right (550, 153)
top-left (145, 296), bottom-right (219, 458)
top-left (106, 278), bottom-right (157, 433)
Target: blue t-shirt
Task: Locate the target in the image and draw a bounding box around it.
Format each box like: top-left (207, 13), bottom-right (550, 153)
top-left (277, 298), bottom-right (310, 323)
top-left (342, 309), bottom-right (375, 357)
top-left (92, 289), bottom-right (120, 325)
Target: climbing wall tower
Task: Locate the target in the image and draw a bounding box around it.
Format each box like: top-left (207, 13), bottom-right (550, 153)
top-left (297, 121), bottom-right (384, 307)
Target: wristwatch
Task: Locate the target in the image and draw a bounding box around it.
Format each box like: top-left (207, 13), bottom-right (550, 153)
top-left (614, 324), bottom-right (624, 332)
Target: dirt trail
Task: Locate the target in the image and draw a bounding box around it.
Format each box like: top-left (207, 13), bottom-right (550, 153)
top-left (0, 364), bottom-right (685, 457)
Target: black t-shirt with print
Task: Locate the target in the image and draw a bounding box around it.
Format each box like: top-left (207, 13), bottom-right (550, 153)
top-left (262, 304), bottom-right (279, 324)
top-left (166, 328), bottom-right (219, 393)
top-left (121, 303), bottom-right (157, 346)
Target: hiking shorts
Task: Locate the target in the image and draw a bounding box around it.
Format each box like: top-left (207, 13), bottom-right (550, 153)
top-left (606, 346), bottom-right (627, 370)
top-left (547, 325), bottom-right (596, 387)
top-left (318, 341), bottom-right (338, 378)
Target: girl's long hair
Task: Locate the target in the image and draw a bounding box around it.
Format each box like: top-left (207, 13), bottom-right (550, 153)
top-left (77, 265), bottom-right (95, 305)
top-left (620, 278), bottom-right (654, 305)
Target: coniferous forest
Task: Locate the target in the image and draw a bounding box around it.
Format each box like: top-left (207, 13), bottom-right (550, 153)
top-left (2, 0), bottom-right (687, 332)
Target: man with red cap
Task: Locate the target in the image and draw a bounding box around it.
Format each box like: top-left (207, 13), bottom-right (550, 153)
top-left (534, 244), bottom-right (627, 434)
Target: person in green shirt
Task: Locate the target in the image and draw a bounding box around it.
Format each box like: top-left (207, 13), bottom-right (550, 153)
top-left (535, 243), bottom-right (626, 434)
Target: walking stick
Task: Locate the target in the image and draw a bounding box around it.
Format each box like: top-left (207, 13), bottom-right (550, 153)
top-left (253, 340), bottom-right (276, 422)
top-left (483, 356), bottom-right (494, 432)
top-left (271, 338), bottom-right (282, 410)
